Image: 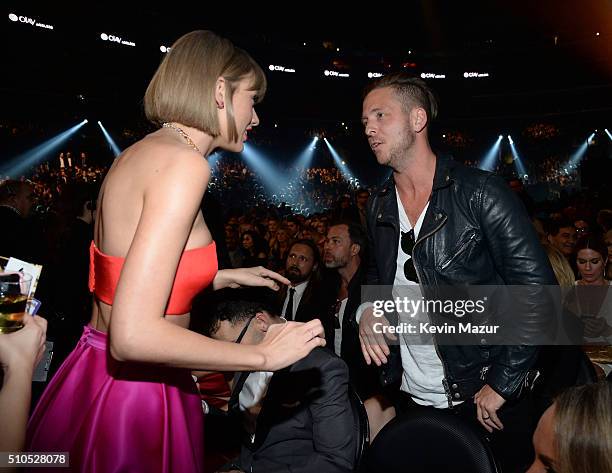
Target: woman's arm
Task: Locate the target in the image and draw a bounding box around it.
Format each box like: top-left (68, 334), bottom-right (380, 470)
top-left (109, 151), bottom-right (324, 372)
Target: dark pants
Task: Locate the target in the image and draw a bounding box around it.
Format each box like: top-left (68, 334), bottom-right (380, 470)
top-left (395, 390), bottom-right (536, 473)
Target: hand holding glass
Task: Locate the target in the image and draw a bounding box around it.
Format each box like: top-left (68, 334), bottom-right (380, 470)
top-left (0, 272), bottom-right (33, 333)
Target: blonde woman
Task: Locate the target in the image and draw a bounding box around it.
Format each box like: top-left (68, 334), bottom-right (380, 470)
top-left (527, 381), bottom-right (612, 473)
top-left (27, 31), bottom-right (325, 473)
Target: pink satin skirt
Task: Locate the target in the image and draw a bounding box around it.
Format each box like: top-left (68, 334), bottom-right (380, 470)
top-left (27, 324), bottom-right (204, 473)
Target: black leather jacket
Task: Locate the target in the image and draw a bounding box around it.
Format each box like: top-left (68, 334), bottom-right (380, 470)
top-left (365, 155), bottom-right (557, 404)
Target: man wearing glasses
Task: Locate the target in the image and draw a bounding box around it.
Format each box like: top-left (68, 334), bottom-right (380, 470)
top-left (358, 72), bottom-right (556, 471)
top-left (205, 299), bottom-right (356, 473)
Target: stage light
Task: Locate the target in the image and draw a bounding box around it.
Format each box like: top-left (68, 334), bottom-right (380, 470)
top-left (295, 137), bottom-right (318, 168)
top-left (1, 120), bottom-right (88, 177)
top-left (368, 72), bottom-right (383, 78)
top-left (478, 135), bottom-right (503, 171)
top-left (508, 137), bottom-right (527, 179)
top-left (588, 133), bottom-right (596, 146)
top-left (160, 45), bottom-right (171, 53)
top-left (567, 132), bottom-right (595, 168)
top-left (97, 121), bottom-right (121, 157)
top-left (241, 143), bottom-right (286, 198)
top-left (324, 138), bottom-right (356, 182)
top-left (605, 129), bottom-right (612, 140)
top-left (208, 151), bottom-right (222, 167)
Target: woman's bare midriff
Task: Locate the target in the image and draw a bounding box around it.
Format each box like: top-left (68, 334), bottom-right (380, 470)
top-left (90, 300), bottom-right (191, 333)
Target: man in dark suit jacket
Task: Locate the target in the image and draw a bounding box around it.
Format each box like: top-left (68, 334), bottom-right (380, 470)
top-left (206, 299), bottom-right (356, 473)
top-left (277, 239), bottom-right (338, 346)
top-left (0, 180), bottom-right (36, 261)
top-left (324, 221), bottom-right (380, 400)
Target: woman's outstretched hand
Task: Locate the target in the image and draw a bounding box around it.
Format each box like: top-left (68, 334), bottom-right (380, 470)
top-left (213, 267), bottom-right (290, 291)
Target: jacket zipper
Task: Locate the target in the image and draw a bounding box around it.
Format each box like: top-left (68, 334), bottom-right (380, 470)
top-left (439, 231), bottom-right (477, 270)
top-left (412, 214), bottom-right (455, 408)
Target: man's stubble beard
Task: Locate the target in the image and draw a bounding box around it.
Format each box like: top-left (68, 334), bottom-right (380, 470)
top-left (386, 129), bottom-right (417, 172)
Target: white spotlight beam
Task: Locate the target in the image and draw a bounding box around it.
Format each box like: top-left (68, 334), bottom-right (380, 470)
top-left (97, 121), bottom-right (122, 157)
top-left (509, 141), bottom-right (527, 178)
top-left (241, 143), bottom-right (286, 197)
top-left (294, 137), bottom-right (318, 170)
top-left (478, 135), bottom-right (503, 171)
top-left (323, 138), bottom-right (355, 182)
top-left (567, 133), bottom-right (594, 169)
top-left (1, 120), bottom-right (88, 177)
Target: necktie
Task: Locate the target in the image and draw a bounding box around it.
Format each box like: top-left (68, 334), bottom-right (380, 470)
top-left (229, 371), bottom-right (251, 413)
top-left (285, 287), bottom-right (296, 320)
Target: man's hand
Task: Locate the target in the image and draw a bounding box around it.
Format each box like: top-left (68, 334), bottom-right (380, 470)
top-left (358, 307), bottom-right (397, 366)
top-left (474, 384), bottom-right (506, 433)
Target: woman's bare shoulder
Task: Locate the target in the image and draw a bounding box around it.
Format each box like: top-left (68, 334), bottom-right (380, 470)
top-left (115, 134), bottom-right (211, 187)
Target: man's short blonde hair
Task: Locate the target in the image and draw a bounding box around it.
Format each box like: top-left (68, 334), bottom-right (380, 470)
top-left (144, 30), bottom-right (266, 142)
top-left (364, 72), bottom-right (438, 123)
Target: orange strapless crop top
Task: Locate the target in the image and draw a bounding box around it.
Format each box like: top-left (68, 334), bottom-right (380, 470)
top-left (89, 241), bottom-right (218, 315)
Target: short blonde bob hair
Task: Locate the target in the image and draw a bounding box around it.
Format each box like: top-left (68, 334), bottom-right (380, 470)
top-left (144, 30), bottom-right (266, 143)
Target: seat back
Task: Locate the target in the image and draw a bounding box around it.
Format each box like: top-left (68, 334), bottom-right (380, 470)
top-left (348, 384), bottom-right (370, 471)
top-left (366, 408), bottom-right (499, 473)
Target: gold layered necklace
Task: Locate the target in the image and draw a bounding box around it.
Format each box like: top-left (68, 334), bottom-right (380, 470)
top-left (162, 122), bottom-right (202, 154)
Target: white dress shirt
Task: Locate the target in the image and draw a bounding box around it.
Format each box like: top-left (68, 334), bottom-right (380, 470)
top-left (281, 280), bottom-right (309, 320)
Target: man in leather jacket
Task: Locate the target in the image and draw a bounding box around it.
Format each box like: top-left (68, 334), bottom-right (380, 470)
top-left (358, 73), bottom-right (557, 471)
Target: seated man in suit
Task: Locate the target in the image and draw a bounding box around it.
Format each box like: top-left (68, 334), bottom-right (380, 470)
top-left (277, 239), bottom-right (338, 346)
top-left (204, 299), bottom-right (357, 473)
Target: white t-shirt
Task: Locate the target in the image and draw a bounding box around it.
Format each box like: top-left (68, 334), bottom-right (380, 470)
top-left (239, 371), bottom-right (274, 411)
top-left (394, 189), bottom-right (450, 408)
top-left (334, 298), bottom-right (349, 356)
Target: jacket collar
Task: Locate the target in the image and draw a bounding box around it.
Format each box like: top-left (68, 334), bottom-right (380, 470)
top-left (374, 154), bottom-right (453, 224)
top-left (375, 153), bottom-right (454, 195)
top-left (374, 178), bottom-right (398, 226)
top-left (432, 154), bottom-right (454, 191)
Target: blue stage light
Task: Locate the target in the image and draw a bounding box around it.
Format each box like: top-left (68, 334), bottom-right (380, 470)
top-left (241, 143), bottom-right (286, 197)
top-left (508, 139), bottom-right (527, 179)
top-left (1, 119), bottom-right (88, 177)
top-left (323, 138), bottom-right (356, 182)
top-left (478, 135), bottom-right (503, 171)
top-left (97, 121), bottom-right (122, 157)
top-left (567, 133), bottom-right (595, 169)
